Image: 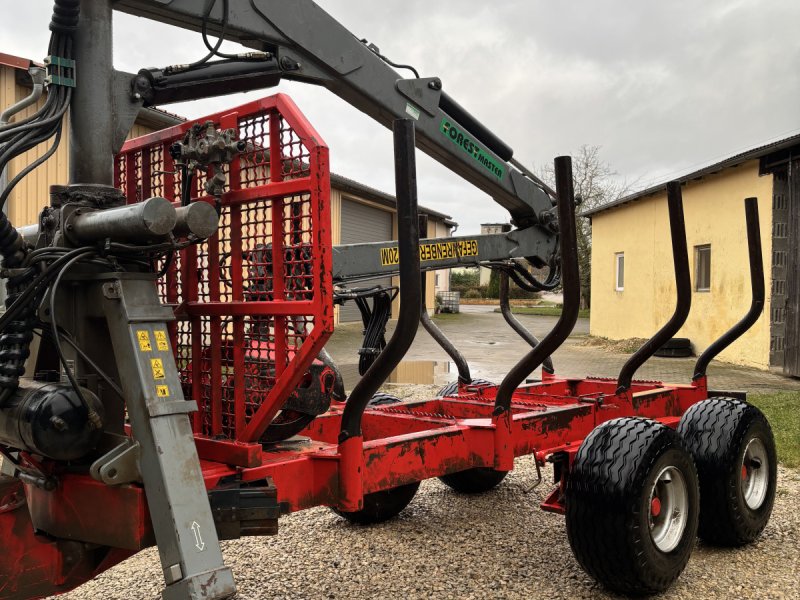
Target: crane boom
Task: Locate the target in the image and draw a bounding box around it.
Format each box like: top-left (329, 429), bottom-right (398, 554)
top-left (114, 0), bottom-right (556, 229)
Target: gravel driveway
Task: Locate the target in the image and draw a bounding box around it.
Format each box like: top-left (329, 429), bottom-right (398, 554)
top-left (53, 458), bottom-right (799, 600)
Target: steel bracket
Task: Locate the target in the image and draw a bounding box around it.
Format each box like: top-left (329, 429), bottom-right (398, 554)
top-left (90, 436), bottom-right (142, 485)
top-left (395, 77), bottom-right (442, 118)
top-left (112, 70), bottom-right (144, 154)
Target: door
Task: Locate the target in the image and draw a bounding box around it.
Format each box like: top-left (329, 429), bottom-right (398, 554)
top-left (783, 159), bottom-right (800, 376)
top-left (769, 168), bottom-right (788, 370)
top-left (338, 198), bottom-right (394, 323)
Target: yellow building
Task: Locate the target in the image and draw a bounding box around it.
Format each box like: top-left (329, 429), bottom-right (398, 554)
top-left (586, 134), bottom-right (800, 375)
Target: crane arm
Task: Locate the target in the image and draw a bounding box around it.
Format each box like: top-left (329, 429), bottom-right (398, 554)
top-left (115, 0), bottom-right (556, 230)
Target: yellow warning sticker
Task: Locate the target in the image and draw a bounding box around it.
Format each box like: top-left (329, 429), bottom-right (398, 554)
top-left (156, 385), bottom-right (170, 398)
top-left (137, 330), bottom-right (152, 352)
top-left (154, 330), bottom-right (169, 352)
top-left (379, 239), bottom-right (480, 266)
top-left (150, 358), bottom-right (165, 380)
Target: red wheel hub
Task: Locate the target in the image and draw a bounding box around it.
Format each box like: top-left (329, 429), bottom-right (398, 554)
top-left (651, 496), bottom-right (662, 518)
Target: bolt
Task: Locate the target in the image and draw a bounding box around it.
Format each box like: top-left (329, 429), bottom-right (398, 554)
top-left (280, 56), bottom-right (300, 71)
top-left (50, 416), bottom-right (68, 432)
top-left (429, 79), bottom-right (443, 91)
top-left (133, 92), bottom-right (142, 101)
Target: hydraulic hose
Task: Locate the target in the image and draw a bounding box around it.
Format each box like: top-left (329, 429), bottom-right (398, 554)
top-left (0, 0), bottom-right (80, 404)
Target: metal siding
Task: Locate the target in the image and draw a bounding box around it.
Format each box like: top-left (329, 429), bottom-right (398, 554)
top-left (338, 197), bottom-right (392, 322)
top-left (1, 64), bottom-right (159, 229)
top-left (5, 91), bottom-right (68, 227)
top-left (770, 168), bottom-right (789, 369)
top-left (782, 161), bottom-right (800, 375)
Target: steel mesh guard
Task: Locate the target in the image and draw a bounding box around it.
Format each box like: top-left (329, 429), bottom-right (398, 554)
top-left (115, 94), bottom-right (333, 442)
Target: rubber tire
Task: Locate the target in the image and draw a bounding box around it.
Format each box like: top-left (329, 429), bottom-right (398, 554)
top-left (566, 418), bottom-right (700, 596)
top-left (261, 410), bottom-right (316, 444)
top-left (332, 482), bottom-right (421, 525)
top-left (439, 467), bottom-right (508, 493)
top-left (660, 337), bottom-right (691, 349)
top-left (677, 397), bottom-right (777, 546)
top-left (654, 347), bottom-right (693, 358)
top-left (333, 392), bottom-right (419, 524)
top-left (368, 392), bottom-right (401, 407)
top-left (437, 378), bottom-right (494, 397)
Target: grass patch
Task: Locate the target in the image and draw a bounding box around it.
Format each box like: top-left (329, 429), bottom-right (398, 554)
top-left (748, 392), bottom-right (800, 468)
top-left (499, 306), bottom-right (590, 319)
top-left (432, 312), bottom-right (461, 320)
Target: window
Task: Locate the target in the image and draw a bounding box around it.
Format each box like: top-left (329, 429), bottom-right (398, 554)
top-left (695, 245), bottom-right (711, 292)
top-left (615, 253), bottom-right (624, 291)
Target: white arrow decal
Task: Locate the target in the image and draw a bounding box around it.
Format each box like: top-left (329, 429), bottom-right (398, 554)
top-left (191, 521), bottom-right (205, 551)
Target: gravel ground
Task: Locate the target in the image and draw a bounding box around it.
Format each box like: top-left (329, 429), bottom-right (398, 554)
top-left (53, 384), bottom-right (800, 600)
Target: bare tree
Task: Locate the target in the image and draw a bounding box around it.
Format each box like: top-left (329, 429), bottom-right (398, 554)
top-left (538, 145), bottom-right (635, 309)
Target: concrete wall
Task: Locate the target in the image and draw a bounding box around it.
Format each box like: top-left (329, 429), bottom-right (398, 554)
top-left (590, 159), bottom-right (774, 369)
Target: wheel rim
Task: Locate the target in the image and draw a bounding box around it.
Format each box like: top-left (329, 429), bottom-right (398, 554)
top-left (648, 465), bottom-right (689, 553)
top-left (741, 437), bottom-right (769, 510)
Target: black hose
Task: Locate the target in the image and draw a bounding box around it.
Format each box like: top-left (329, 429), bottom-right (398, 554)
top-left (355, 290), bottom-right (394, 375)
top-left (0, 210), bottom-right (37, 404)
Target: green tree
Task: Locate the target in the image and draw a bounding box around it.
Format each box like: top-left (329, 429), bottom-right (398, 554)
top-left (487, 268), bottom-right (500, 298)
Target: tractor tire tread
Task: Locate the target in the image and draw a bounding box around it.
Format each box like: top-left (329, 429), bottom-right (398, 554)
top-left (331, 482), bottom-right (420, 525)
top-left (677, 397), bottom-right (776, 545)
top-left (439, 467), bottom-right (508, 493)
top-left (566, 417), bottom-right (698, 595)
top-left (437, 378), bottom-right (494, 398)
top-left (368, 392), bottom-right (401, 407)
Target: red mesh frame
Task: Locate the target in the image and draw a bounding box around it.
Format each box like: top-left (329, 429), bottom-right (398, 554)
top-left (115, 94), bottom-right (333, 443)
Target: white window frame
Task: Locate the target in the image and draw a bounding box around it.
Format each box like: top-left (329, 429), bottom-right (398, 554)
top-left (695, 244), bottom-right (711, 292)
top-left (615, 252), bottom-right (625, 291)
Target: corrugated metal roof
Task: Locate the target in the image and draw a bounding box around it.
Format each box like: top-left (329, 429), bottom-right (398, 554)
top-left (136, 107), bottom-right (185, 129)
top-left (583, 131), bottom-right (800, 218)
top-left (331, 173), bottom-right (456, 226)
top-left (0, 52), bottom-right (33, 71)
top-left (1, 49), bottom-right (184, 130)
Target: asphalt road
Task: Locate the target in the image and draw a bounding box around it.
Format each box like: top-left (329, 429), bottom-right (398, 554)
top-left (326, 309), bottom-right (800, 393)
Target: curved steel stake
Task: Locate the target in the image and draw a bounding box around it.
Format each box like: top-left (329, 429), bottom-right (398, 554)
top-left (420, 274), bottom-right (472, 384)
top-left (616, 181), bottom-right (691, 394)
top-left (339, 119), bottom-right (421, 441)
top-left (494, 156), bottom-right (580, 415)
top-left (693, 197), bottom-right (765, 379)
top-left (499, 271), bottom-right (554, 375)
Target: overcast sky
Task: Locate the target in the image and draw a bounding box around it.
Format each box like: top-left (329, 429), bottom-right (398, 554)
top-left (3, 1), bottom-right (799, 233)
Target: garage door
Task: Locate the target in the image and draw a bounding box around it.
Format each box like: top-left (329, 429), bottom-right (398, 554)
top-left (339, 198), bottom-right (393, 323)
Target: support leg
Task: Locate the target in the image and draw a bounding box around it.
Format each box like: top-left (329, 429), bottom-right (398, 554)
top-left (100, 278), bottom-right (235, 600)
